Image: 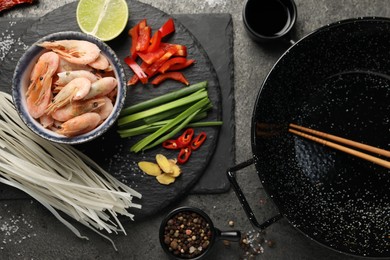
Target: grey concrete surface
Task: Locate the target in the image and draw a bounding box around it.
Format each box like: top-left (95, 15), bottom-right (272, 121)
top-left (1, 0), bottom-right (390, 259)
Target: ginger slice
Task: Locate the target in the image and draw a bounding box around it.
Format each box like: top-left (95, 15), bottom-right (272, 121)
top-left (166, 159), bottom-right (181, 177)
top-left (156, 173), bottom-right (176, 185)
top-left (138, 161), bottom-right (162, 176)
top-left (156, 154), bottom-right (173, 173)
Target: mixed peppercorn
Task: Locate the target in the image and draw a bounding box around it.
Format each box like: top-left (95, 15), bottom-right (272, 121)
top-left (162, 210), bottom-right (213, 258)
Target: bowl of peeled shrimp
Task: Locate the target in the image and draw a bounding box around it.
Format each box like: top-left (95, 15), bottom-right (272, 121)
top-left (12, 31), bottom-right (126, 144)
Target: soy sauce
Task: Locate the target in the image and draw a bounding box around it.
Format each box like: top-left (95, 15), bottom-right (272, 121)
top-left (245, 0), bottom-right (291, 37)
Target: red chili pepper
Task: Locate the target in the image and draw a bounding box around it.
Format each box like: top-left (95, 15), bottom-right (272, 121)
top-left (144, 46), bottom-right (178, 77)
top-left (158, 57), bottom-right (188, 73)
top-left (138, 48), bottom-right (165, 65)
top-left (160, 43), bottom-right (187, 57)
top-left (191, 132), bottom-right (207, 150)
top-left (127, 74), bottom-right (139, 86)
top-left (158, 18), bottom-right (175, 38)
top-left (162, 139), bottom-right (181, 150)
top-left (151, 71), bottom-right (189, 86)
top-left (147, 30), bottom-right (162, 53)
top-left (177, 128), bottom-right (194, 147)
top-left (136, 19), bottom-right (151, 52)
top-left (128, 23), bottom-right (139, 59)
top-left (167, 59), bottom-right (195, 71)
top-left (124, 56), bottom-right (148, 84)
top-left (178, 147), bottom-right (192, 164)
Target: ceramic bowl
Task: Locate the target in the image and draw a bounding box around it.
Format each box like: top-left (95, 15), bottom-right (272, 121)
top-left (12, 31), bottom-right (126, 144)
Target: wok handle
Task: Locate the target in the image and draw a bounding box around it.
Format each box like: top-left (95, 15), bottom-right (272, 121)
top-left (227, 158), bottom-right (283, 230)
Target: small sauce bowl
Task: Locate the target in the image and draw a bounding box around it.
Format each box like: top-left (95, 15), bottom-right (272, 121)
top-left (159, 206), bottom-right (241, 259)
top-left (243, 0), bottom-right (297, 42)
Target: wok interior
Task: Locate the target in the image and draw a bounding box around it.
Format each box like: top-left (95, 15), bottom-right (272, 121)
top-left (252, 18), bottom-right (390, 257)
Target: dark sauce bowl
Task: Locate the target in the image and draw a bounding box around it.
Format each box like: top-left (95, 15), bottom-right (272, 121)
top-left (243, 0), bottom-right (297, 42)
top-left (159, 206), bottom-right (241, 259)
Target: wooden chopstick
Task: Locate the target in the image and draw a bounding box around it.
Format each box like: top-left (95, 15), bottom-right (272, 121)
top-left (288, 123), bottom-right (390, 169)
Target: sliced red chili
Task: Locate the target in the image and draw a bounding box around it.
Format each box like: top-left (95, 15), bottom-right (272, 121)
top-left (151, 71), bottom-right (189, 86)
top-left (144, 46), bottom-right (178, 77)
top-left (127, 74), bottom-right (139, 86)
top-left (124, 56), bottom-right (148, 84)
top-left (158, 18), bottom-right (175, 38)
top-left (162, 139), bottom-right (181, 150)
top-left (128, 23), bottom-right (139, 59)
top-left (167, 59), bottom-right (195, 71)
top-left (138, 48), bottom-right (165, 65)
top-left (191, 132), bottom-right (207, 150)
top-left (136, 23), bottom-right (151, 52)
top-left (178, 147), bottom-right (192, 164)
top-left (138, 19), bottom-right (147, 30)
top-left (177, 128), bottom-right (194, 147)
top-left (147, 30), bottom-right (162, 53)
top-left (158, 57), bottom-right (188, 73)
top-left (160, 43), bottom-right (187, 57)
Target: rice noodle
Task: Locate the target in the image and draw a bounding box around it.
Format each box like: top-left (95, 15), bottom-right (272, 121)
top-left (0, 91), bottom-right (142, 250)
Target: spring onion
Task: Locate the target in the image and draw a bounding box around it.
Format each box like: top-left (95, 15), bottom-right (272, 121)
top-left (0, 92), bottom-right (141, 251)
top-left (120, 80), bottom-right (208, 116)
top-left (130, 97), bottom-right (210, 152)
top-left (118, 89), bottom-right (207, 127)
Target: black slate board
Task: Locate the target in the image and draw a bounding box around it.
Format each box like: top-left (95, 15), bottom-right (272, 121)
top-left (0, 1), bottom-right (234, 216)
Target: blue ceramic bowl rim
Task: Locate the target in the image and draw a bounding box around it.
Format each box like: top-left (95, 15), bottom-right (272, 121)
top-left (12, 31), bottom-right (126, 144)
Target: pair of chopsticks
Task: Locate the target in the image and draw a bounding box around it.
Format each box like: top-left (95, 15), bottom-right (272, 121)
top-left (288, 123), bottom-right (390, 169)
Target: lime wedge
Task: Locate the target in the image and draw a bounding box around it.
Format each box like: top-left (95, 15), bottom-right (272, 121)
top-left (76, 0), bottom-right (129, 41)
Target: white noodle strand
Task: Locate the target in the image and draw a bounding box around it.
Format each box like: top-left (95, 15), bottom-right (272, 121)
top-left (0, 91), bottom-right (142, 250)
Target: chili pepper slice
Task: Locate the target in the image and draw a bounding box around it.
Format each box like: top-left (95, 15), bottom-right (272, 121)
top-left (138, 19), bottom-right (147, 30)
top-left (158, 57), bottom-right (188, 73)
top-left (127, 61), bottom-right (149, 85)
top-left (136, 25), bottom-right (151, 52)
top-left (167, 59), bottom-right (195, 71)
top-left (128, 23), bottom-right (139, 59)
top-left (138, 48), bottom-right (165, 65)
top-left (162, 139), bottom-right (182, 150)
top-left (191, 132), bottom-right (207, 150)
top-left (177, 128), bottom-right (194, 147)
top-left (127, 74), bottom-right (139, 86)
top-left (158, 18), bottom-right (175, 38)
top-left (144, 46), bottom-right (178, 77)
top-left (124, 56), bottom-right (148, 84)
top-left (151, 71), bottom-right (189, 86)
top-left (178, 147), bottom-right (192, 164)
top-left (160, 43), bottom-right (187, 57)
top-left (147, 30), bottom-right (162, 53)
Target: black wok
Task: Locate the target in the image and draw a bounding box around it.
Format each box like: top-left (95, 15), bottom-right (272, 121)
top-left (228, 17), bottom-right (390, 258)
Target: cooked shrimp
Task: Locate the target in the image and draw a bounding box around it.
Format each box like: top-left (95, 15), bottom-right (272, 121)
top-left (83, 77), bottom-right (117, 100)
top-left (26, 51), bottom-right (59, 118)
top-left (51, 97), bottom-right (106, 122)
top-left (38, 40), bottom-right (100, 65)
top-left (39, 113), bottom-right (54, 128)
top-left (96, 96), bottom-right (113, 122)
top-left (57, 112), bottom-right (101, 137)
top-left (55, 70), bottom-right (100, 87)
top-left (56, 57), bottom-right (94, 73)
top-left (88, 53), bottom-right (110, 70)
top-left (45, 77), bottom-right (91, 114)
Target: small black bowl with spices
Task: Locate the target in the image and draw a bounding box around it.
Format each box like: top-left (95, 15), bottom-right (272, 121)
top-left (159, 206), bottom-right (241, 259)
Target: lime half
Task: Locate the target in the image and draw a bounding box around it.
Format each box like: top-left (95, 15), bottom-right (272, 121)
top-left (76, 0), bottom-right (129, 41)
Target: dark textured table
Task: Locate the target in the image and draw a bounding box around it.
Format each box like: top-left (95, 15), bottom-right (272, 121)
top-left (1, 0), bottom-right (389, 259)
